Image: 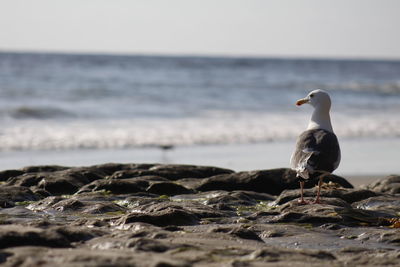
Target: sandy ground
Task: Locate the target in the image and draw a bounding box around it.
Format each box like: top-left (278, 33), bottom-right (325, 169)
top-left (345, 175), bottom-right (383, 187)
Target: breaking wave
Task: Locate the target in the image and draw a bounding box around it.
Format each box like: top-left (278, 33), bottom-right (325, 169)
top-left (0, 112), bottom-right (399, 151)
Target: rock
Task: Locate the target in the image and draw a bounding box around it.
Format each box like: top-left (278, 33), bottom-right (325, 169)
top-left (352, 227), bottom-right (400, 245)
top-left (147, 164), bottom-right (234, 180)
top-left (27, 194), bottom-right (126, 215)
top-left (268, 200), bottom-right (345, 224)
top-left (0, 186), bottom-right (39, 208)
top-left (53, 226), bottom-right (105, 243)
top-left (7, 167), bottom-right (109, 195)
top-left (1, 163), bottom-right (399, 267)
top-left (7, 173), bottom-right (46, 187)
top-left (127, 237), bottom-right (193, 254)
top-left (77, 179), bottom-right (144, 194)
top-left (0, 206), bottom-right (50, 225)
top-left (71, 167), bottom-right (108, 182)
top-left (334, 208), bottom-right (394, 226)
top-left (0, 225), bottom-right (71, 248)
top-left (32, 188), bottom-right (51, 198)
top-left (195, 169), bottom-right (289, 195)
top-left (208, 225), bottom-right (262, 241)
top-left (319, 223), bottom-right (343, 230)
top-left (249, 247), bottom-right (336, 262)
top-left (105, 164), bottom-right (233, 181)
top-left (116, 200), bottom-right (233, 227)
top-left (378, 231), bottom-right (400, 244)
top-left (130, 201), bottom-right (228, 219)
top-left (3, 246), bottom-right (193, 267)
top-left (174, 178), bottom-right (203, 190)
top-left (53, 198), bottom-right (86, 211)
top-left (228, 227), bottom-right (263, 241)
top-left (364, 175), bottom-right (400, 194)
top-left (93, 163), bottom-right (156, 176)
top-left (25, 196), bottom-right (65, 211)
top-left (204, 192), bottom-right (257, 206)
top-left (152, 260), bottom-right (191, 267)
top-left (128, 228), bottom-right (170, 239)
top-left (107, 169), bottom-right (157, 179)
top-left (163, 226), bottom-right (183, 232)
top-left (0, 251), bottom-right (11, 264)
top-left (3, 247), bottom-right (139, 266)
top-left (146, 181), bottom-right (194, 195)
top-left (82, 202), bottom-right (126, 214)
top-left (352, 195), bottom-right (400, 216)
top-left (206, 190), bottom-right (275, 206)
top-left (16, 168), bottom-right (106, 195)
top-left (127, 238), bottom-right (170, 252)
top-left (234, 190), bottom-right (276, 201)
top-left (338, 189), bottom-right (380, 203)
top-left (171, 190), bottom-right (275, 213)
top-left (37, 176), bottom-right (82, 195)
top-left (114, 193), bottom-right (164, 209)
top-left (76, 176), bottom-right (166, 194)
top-left (0, 169), bottom-right (24, 181)
top-left (269, 197), bottom-right (395, 226)
top-left (116, 208), bottom-right (199, 227)
top-left (21, 165), bottom-right (70, 173)
top-left (195, 168), bottom-right (352, 195)
top-left (336, 249), bottom-right (400, 266)
top-left (53, 198), bottom-right (125, 214)
top-left (274, 188), bottom-right (379, 205)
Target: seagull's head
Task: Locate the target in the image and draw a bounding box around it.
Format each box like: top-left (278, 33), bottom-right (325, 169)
top-left (296, 89), bottom-right (331, 110)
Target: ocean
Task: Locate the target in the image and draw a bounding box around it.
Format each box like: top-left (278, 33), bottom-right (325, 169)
top-left (1, 52), bottom-right (400, 174)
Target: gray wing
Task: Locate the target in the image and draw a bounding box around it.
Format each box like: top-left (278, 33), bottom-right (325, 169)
top-left (290, 129), bottom-right (341, 179)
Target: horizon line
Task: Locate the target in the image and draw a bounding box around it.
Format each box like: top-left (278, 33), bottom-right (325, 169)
top-left (1, 48), bottom-right (400, 63)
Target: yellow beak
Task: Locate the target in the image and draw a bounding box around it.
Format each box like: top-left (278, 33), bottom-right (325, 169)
top-left (296, 98), bottom-right (309, 106)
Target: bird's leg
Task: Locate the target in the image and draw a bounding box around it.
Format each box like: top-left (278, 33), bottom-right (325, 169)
top-left (313, 175), bottom-right (324, 204)
top-left (298, 181), bottom-right (308, 204)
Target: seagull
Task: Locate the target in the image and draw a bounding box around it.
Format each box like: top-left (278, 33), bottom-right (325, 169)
top-left (290, 89), bottom-right (341, 204)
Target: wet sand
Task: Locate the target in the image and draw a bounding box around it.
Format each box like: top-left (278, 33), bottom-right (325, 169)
top-left (345, 175), bottom-right (385, 188)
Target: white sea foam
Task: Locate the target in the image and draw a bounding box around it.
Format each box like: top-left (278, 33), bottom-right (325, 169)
top-left (0, 111), bottom-right (399, 151)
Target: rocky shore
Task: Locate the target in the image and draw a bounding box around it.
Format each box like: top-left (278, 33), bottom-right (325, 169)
top-left (0, 163), bottom-right (399, 266)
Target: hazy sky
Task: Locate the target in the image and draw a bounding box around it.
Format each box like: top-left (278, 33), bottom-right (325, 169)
top-left (1, 0), bottom-right (399, 59)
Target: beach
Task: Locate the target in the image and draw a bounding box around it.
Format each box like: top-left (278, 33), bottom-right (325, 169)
top-left (2, 0), bottom-right (400, 264)
top-left (0, 52), bottom-right (399, 181)
top-left (1, 137), bottom-right (399, 187)
top-left (0, 52), bottom-right (399, 265)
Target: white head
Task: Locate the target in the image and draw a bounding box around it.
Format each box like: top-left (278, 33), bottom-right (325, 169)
top-left (296, 89), bottom-right (331, 111)
top-left (296, 89), bottom-right (334, 132)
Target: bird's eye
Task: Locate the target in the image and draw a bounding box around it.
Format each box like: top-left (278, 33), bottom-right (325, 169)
top-left (310, 94), bottom-right (314, 98)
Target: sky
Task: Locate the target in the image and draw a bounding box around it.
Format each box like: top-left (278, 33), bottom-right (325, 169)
top-left (1, 0), bottom-right (400, 59)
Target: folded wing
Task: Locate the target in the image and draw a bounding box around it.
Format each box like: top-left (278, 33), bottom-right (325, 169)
top-left (290, 129), bottom-right (341, 179)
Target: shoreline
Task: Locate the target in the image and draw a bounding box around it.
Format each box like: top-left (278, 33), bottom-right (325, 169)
top-left (0, 138), bottom-right (398, 187)
top-left (344, 175), bottom-right (384, 188)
